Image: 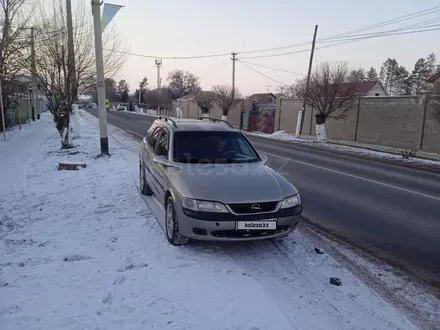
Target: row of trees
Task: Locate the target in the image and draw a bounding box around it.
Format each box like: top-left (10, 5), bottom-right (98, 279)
top-left (0, 0), bottom-right (34, 130)
top-left (278, 53), bottom-right (439, 99)
top-left (29, 0), bottom-right (125, 147)
top-left (102, 69), bottom-right (204, 106)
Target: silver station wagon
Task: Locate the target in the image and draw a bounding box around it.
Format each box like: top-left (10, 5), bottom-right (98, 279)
top-left (139, 117), bottom-right (303, 246)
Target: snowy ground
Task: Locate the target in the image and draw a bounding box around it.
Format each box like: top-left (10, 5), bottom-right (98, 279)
top-left (246, 131), bottom-right (440, 168)
top-left (0, 111), bottom-right (437, 329)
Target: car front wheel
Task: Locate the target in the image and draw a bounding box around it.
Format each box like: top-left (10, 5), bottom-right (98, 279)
top-left (165, 196), bottom-right (189, 246)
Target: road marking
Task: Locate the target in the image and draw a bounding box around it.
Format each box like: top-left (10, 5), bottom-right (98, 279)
top-left (261, 150), bottom-right (440, 202)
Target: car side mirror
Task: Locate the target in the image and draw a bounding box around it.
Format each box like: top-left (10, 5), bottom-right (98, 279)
top-left (260, 153), bottom-right (268, 164)
top-left (153, 155), bottom-right (173, 167)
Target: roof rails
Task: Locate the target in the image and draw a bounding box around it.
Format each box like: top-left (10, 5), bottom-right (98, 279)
top-left (159, 116), bottom-right (177, 128)
top-left (199, 117), bottom-right (234, 128)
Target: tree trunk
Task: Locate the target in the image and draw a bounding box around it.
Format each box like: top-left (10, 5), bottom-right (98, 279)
top-left (221, 109), bottom-right (228, 121)
top-left (315, 113), bottom-right (328, 143)
top-left (60, 109), bottom-right (74, 149)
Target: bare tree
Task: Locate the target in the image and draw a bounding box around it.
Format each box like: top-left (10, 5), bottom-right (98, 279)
top-left (195, 90), bottom-right (215, 116)
top-left (276, 85), bottom-right (296, 98)
top-left (30, 0), bottom-right (125, 148)
top-left (167, 69), bottom-right (200, 99)
top-left (306, 61), bottom-right (358, 142)
top-left (0, 0), bottom-right (33, 129)
top-left (212, 85), bottom-right (242, 120)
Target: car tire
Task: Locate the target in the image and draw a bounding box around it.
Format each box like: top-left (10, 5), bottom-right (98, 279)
top-left (165, 196), bottom-right (189, 246)
top-left (139, 163), bottom-right (153, 196)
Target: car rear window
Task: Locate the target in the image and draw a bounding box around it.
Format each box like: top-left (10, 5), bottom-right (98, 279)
top-left (173, 131), bottom-right (261, 164)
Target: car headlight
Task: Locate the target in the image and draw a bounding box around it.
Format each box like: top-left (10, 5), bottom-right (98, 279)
top-left (182, 198), bottom-right (229, 213)
top-left (281, 194), bottom-right (300, 209)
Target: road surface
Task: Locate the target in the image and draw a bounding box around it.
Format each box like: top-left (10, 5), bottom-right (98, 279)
top-left (87, 109), bottom-right (440, 284)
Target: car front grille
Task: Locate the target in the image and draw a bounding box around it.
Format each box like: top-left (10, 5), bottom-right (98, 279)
top-left (228, 201), bottom-right (278, 214)
top-left (211, 226), bottom-right (290, 238)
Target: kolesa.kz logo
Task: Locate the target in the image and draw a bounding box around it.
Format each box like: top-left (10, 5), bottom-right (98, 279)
top-left (244, 222), bottom-right (269, 228)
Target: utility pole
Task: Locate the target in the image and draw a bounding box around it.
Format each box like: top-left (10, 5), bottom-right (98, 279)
top-left (155, 59), bottom-right (162, 113)
top-left (155, 59), bottom-right (162, 89)
top-left (31, 27), bottom-right (37, 121)
top-left (297, 24), bottom-right (318, 137)
top-left (91, 0), bottom-right (109, 155)
top-left (66, 0), bottom-right (77, 106)
top-left (231, 52), bottom-right (237, 97)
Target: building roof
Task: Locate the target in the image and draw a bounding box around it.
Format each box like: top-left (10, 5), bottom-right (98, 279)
top-left (427, 72), bottom-right (440, 83)
top-left (248, 93), bottom-right (276, 99)
top-left (323, 80), bottom-right (385, 96)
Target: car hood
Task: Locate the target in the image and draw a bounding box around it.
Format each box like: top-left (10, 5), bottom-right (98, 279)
top-left (177, 162), bottom-right (296, 204)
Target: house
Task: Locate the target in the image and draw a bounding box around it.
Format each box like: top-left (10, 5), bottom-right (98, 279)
top-left (427, 72), bottom-right (440, 95)
top-left (248, 93), bottom-right (277, 104)
top-left (326, 80), bottom-right (388, 97)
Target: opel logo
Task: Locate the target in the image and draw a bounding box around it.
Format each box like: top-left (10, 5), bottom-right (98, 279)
top-left (251, 204), bottom-right (261, 212)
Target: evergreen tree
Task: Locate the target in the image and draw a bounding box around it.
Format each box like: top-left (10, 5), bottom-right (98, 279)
top-left (366, 67), bottom-right (378, 80)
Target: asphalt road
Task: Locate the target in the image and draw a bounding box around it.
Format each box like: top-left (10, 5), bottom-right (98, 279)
top-left (87, 109), bottom-right (440, 284)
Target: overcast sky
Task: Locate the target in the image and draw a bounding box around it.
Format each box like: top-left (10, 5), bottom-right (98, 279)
top-left (94, 0), bottom-right (440, 96)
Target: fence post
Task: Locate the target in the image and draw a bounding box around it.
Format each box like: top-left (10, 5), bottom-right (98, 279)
top-left (353, 97), bottom-right (361, 141)
top-left (277, 98), bottom-right (282, 131)
top-left (418, 94), bottom-right (429, 151)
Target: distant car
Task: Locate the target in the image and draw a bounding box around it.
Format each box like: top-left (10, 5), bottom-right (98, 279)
top-left (117, 104), bottom-right (127, 111)
top-left (139, 117), bottom-right (303, 246)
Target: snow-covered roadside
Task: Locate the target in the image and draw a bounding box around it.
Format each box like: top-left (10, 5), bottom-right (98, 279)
top-left (0, 110), bottom-right (429, 330)
top-left (246, 131), bottom-right (440, 168)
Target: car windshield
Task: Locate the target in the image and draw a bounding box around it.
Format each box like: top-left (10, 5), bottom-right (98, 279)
top-left (173, 131), bottom-right (261, 164)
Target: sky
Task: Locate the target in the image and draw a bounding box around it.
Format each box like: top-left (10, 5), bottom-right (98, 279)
top-left (90, 0), bottom-right (440, 96)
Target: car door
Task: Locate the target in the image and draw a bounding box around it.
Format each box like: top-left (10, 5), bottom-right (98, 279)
top-left (141, 123), bottom-right (156, 165)
top-left (151, 127), bottom-right (170, 203)
top-left (144, 125), bottom-right (163, 196)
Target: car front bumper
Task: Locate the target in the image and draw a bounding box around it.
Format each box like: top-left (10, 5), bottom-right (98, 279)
top-left (176, 204), bottom-right (303, 242)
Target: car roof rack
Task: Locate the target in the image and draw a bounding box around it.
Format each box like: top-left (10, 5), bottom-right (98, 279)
top-left (199, 117), bottom-right (234, 128)
top-left (159, 116), bottom-right (177, 128)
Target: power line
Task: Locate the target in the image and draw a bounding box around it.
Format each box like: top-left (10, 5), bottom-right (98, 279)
top-left (237, 5), bottom-right (440, 55)
top-left (239, 26), bottom-right (440, 59)
top-left (107, 49), bottom-right (230, 60)
top-left (321, 6), bottom-right (440, 40)
top-left (237, 60), bottom-right (289, 86)
top-left (199, 60), bottom-right (229, 78)
top-left (319, 19), bottom-right (440, 43)
top-left (237, 60), bottom-right (307, 76)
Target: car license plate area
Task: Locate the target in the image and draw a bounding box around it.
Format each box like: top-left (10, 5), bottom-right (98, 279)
top-left (236, 219), bottom-right (277, 231)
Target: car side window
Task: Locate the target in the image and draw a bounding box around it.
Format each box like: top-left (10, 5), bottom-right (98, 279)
top-left (155, 129), bottom-right (169, 158)
top-left (145, 124), bottom-right (157, 143)
top-left (149, 127), bottom-right (163, 149)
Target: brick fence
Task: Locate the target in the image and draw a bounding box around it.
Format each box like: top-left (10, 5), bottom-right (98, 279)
top-left (276, 95), bottom-right (440, 154)
top-left (171, 95), bottom-right (440, 154)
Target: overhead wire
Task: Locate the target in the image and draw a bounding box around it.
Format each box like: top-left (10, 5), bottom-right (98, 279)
top-left (239, 26), bottom-right (440, 59)
top-left (199, 60), bottom-right (230, 78)
top-left (237, 60), bottom-right (289, 86)
top-left (237, 60), bottom-right (307, 76)
top-left (236, 5), bottom-right (440, 54)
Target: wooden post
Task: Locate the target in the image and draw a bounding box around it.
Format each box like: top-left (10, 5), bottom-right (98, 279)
top-left (353, 97), bottom-right (361, 142)
top-left (418, 94), bottom-right (429, 151)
